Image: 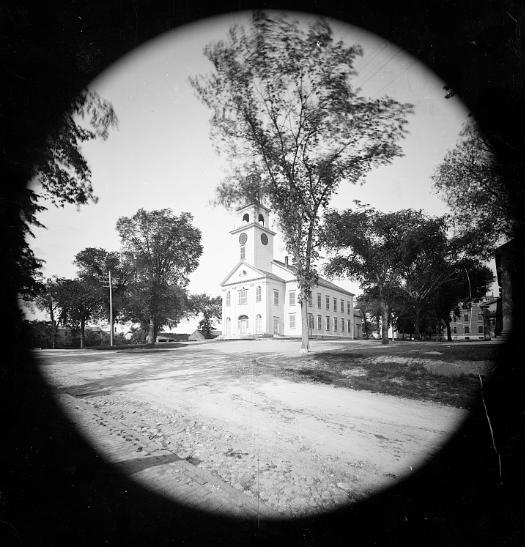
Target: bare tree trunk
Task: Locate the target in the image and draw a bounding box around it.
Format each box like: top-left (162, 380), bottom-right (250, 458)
top-left (146, 317), bottom-right (156, 344)
top-left (381, 299), bottom-right (389, 345)
top-left (80, 318), bottom-right (85, 348)
top-left (414, 307), bottom-right (420, 341)
top-left (299, 226), bottom-right (314, 353)
top-left (49, 308), bottom-right (57, 349)
top-left (299, 288), bottom-right (310, 352)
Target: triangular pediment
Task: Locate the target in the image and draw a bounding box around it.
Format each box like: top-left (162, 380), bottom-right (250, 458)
top-left (220, 261), bottom-right (274, 287)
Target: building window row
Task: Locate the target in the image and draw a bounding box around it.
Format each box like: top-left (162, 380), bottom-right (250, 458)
top-left (310, 292), bottom-right (352, 314)
top-left (310, 315), bottom-right (352, 334)
top-left (226, 288), bottom-right (352, 318)
top-left (453, 325), bottom-right (484, 335)
top-left (225, 286), bottom-right (264, 306)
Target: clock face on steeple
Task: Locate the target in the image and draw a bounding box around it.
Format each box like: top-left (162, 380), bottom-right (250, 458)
top-left (260, 233), bottom-right (268, 245)
top-left (239, 233), bottom-right (248, 245)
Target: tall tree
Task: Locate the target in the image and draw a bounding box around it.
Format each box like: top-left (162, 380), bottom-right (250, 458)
top-left (392, 218), bottom-right (494, 339)
top-left (321, 204), bottom-right (424, 344)
top-left (191, 12), bottom-right (413, 351)
top-left (73, 247), bottom-right (132, 337)
top-left (431, 119), bottom-right (511, 260)
top-left (116, 209), bottom-right (203, 343)
top-left (355, 293), bottom-right (384, 340)
top-left (427, 259), bottom-right (494, 341)
top-left (391, 215), bottom-right (455, 340)
top-left (54, 278), bottom-right (102, 348)
top-left (322, 204), bottom-right (494, 342)
top-left (120, 282), bottom-right (190, 343)
top-left (33, 277), bottom-right (66, 348)
top-left (189, 294), bottom-right (222, 337)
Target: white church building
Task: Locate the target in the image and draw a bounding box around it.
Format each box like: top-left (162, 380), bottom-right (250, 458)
top-left (219, 199), bottom-right (355, 339)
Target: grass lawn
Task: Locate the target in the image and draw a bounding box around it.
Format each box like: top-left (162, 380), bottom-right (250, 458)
top-left (260, 342), bottom-right (500, 409)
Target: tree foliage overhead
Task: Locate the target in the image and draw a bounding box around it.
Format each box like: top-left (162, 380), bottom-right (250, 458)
top-left (33, 89), bottom-right (118, 208)
top-left (14, 90), bottom-right (118, 302)
top-left (431, 119), bottom-right (511, 259)
top-left (191, 11), bottom-right (413, 350)
top-left (115, 209), bottom-right (203, 343)
top-left (321, 202), bottom-right (494, 342)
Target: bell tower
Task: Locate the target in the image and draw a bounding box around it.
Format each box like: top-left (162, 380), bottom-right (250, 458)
top-left (229, 173), bottom-right (275, 272)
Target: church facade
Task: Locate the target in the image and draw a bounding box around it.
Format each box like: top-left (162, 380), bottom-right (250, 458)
top-left (219, 201), bottom-right (355, 339)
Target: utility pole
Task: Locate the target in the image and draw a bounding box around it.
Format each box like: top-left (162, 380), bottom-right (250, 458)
top-left (465, 268), bottom-right (473, 338)
top-left (109, 270), bottom-right (114, 346)
top-left (103, 270), bottom-right (114, 346)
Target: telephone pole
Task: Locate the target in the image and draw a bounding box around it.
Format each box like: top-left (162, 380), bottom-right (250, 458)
top-left (109, 270), bottom-right (113, 346)
top-left (103, 271), bottom-right (114, 346)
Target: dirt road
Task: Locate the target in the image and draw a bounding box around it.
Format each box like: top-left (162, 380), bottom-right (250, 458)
top-left (36, 339), bottom-right (468, 518)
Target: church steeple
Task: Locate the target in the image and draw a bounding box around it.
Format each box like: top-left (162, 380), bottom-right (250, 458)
top-left (229, 172), bottom-right (275, 271)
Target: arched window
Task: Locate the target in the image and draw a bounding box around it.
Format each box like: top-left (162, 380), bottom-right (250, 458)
top-left (225, 317), bottom-right (231, 335)
top-left (238, 315), bottom-right (249, 334)
top-left (242, 213), bottom-right (249, 223)
top-left (258, 214), bottom-right (265, 225)
top-left (256, 314), bottom-right (262, 333)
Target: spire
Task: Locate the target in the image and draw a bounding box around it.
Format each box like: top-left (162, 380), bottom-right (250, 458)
top-left (245, 171), bottom-right (263, 206)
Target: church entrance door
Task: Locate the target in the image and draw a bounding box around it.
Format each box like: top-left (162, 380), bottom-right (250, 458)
top-left (238, 315), bottom-right (249, 334)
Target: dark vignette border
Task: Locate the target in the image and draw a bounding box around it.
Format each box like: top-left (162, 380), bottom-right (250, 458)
top-left (1, 1), bottom-right (524, 546)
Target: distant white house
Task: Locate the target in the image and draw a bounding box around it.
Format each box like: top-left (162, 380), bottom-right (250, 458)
top-left (220, 200), bottom-right (355, 339)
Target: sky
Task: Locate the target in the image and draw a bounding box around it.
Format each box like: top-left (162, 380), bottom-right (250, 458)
top-left (26, 10), bottom-right (494, 333)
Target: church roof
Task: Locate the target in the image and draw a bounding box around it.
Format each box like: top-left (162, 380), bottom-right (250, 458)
top-left (273, 259), bottom-right (355, 297)
top-left (220, 261), bottom-right (286, 287)
top-left (236, 203), bottom-right (271, 214)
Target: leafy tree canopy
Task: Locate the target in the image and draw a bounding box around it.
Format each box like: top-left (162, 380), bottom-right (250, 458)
top-left (15, 90), bottom-right (118, 301)
top-left (189, 293), bottom-right (222, 337)
top-left (431, 119), bottom-right (511, 260)
top-left (321, 203), bottom-right (493, 341)
top-left (321, 203), bottom-right (428, 343)
top-left (32, 89), bottom-right (118, 208)
top-left (116, 210), bottom-right (202, 288)
top-left (115, 209), bottom-right (203, 342)
top-left (73, 247), bottom-right (133, 328)
top-left (119, 281), bottom-right (190, 341)
top-left (191, 11), bottom-right (413, 350)
top-left (74, 247), bottom-right (123, 279)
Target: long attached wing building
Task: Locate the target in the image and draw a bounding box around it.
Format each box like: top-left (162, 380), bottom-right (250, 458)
top-left (219, 200), bottom-right (359, 339)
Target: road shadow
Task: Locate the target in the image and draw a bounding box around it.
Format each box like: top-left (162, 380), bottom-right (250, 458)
top-left (112, 453), bottom-right (182, 475)
top-left (37, 348), bottom-right (292, 399)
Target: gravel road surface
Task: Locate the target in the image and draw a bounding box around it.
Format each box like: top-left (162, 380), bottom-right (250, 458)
top-left (36, 339), bottom-right (468, 518)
